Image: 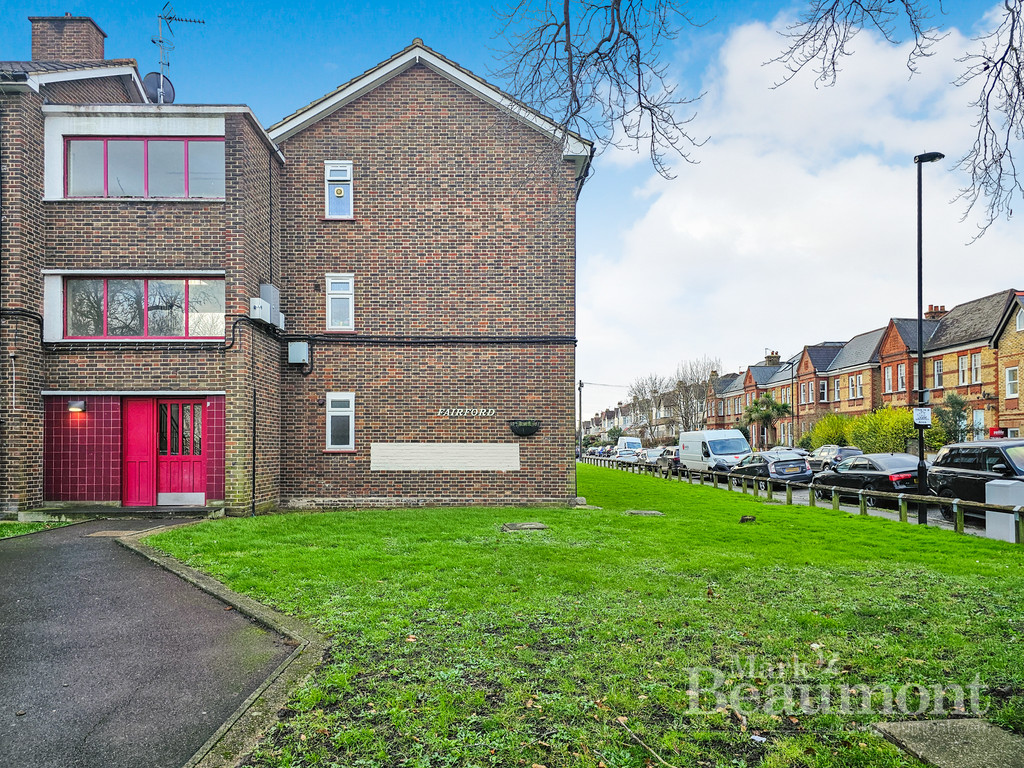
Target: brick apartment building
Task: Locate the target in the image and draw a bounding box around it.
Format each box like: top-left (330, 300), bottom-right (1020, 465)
top-left (0, 16), bottom-right (591, 515)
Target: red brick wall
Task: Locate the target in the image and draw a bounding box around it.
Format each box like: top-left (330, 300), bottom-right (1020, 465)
top-left (41, 76), bottom-right (138, 105)
top-left (1, 89), bottom-right (48, 512)
top-left (31, 17), bottom-right (106, 60)
top-left (276, 64), bottom-right (577, 506)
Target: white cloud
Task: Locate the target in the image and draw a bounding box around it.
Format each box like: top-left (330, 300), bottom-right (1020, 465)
top-left (576, 8), bottom-right (1024, 418)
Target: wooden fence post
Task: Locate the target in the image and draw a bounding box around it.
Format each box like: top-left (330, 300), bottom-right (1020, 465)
top-left (832, 489), bottom-right (840, 510)
top-left (955, 501), bottom-right (964, 534)
top-left (899, 495), bottom-right (908, 523)
top-left (859, 491), bottom-right (868, 516)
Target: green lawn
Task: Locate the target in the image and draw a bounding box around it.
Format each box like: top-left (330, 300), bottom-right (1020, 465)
top-left (148, 464), bottom-right (1024, 768)
top-left (0, 521), bottom-right (70, 539)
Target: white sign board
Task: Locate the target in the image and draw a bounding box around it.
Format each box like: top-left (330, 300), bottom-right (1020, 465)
top-left (913, 408), bottom-right (932, 427)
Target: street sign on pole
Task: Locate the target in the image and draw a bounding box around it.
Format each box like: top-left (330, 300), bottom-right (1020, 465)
top-left (913, 408), bottom-right (932, 427)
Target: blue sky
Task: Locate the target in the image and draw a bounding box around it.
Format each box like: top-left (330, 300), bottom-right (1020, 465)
top-left (3, 2), bottom-right (1019, 420)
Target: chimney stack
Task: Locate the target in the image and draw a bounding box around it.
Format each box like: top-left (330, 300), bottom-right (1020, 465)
top-left (924, 304), bottom-right (948, 320)
top-left (30, 15), bottom-right (106, 61)
top-left (765, 351), bottom-right (781, 366)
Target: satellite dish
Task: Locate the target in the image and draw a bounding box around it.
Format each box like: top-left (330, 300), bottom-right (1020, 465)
top-left (143, 72), bottom-right (175, 104)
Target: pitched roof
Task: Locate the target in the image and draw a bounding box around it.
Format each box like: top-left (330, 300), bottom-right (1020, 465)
top-left (889, 318), bottom-right (941, 353)
top-left (825, 328), bottom-right (885, 372)
top-left (712, 372), bottom-right (740, 395)
top-left (0, 59), bottom-right (136, 73)
top-left (805, 342), bottom-right (845, 371)
top-left (0, 59), bottom-right (146, 102)
top-left (749, 364), bottom-right (782, 386)
top-left (994, 292), bottom-right (1024, 344)
top-left (268, 39), bottom-right (592, 178)
top-left (925, 289), bottom-right (1018, 351)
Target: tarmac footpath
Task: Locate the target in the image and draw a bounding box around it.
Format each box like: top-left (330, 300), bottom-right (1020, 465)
top-left (0, 519), bottom-right (294, 768)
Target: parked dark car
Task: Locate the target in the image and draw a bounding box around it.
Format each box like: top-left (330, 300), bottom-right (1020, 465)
top-left (656, 446), bottom-right (681, 474)
top-left (730, 451), bottom-right (812, 489)
top-left (807, 445), bottom-right (863, 472)
top-left (928, 440), bottom-right (1024, 519)
top-left (811, 453), bottom-right (923, 506)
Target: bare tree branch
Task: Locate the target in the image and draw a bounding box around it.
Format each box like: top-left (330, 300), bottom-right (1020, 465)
top-left (768, 0), bottom-right (945, 87)
top-left (953, 1), bottom-right (1024, 236)
top-left (495, 0), bottom-right (708, 178)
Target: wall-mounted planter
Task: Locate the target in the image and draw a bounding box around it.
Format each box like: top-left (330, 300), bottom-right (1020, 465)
top-left (508, 419), bottom-right (541, 437)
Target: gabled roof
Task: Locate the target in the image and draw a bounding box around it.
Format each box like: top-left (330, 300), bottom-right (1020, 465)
top-left (0, 59), bottom-right (147, 102)
top-left (268, 40), bottom-right (592, 178)
top-left (748, 364), bottom-right (783, 386)
top-left (925, 289), bottom-right (1018, 351)
top-left (888, 318), bottom-right (941, 354)
top-left (721, 375), bottom-right (746, 396)
top-left (805, 342), bottom-right (845, 371)
top-left (993, 292), bottom-right (1024, 345)
top-left (712, 372), bottom-right (740, 395)
top-left (825, 328), bottom-right (885, 373)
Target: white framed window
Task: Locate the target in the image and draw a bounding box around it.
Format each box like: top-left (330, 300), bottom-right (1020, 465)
top-left (326, 392), bottom-right (355, 450)
top-left (1017, 308), bottom-right (1024, 331)
top-left (325, 274), bottom-right (354, 330)
top-left (856, 375), bottom-right (863, 398)
top-left (718, 400), bottom-right (725, 417)
top-left (834, 378), bottom-right (841, 401)
top-left (884, 366), bottom-right (893, 393)
top-left (819, 380), bottom-right (827, 402)
top-left (849, 377), bottom-right (855, 399)
top-left (933, 359), bottom-right (943, 389)
top-left (800, 383), bottom-right (807, 404)
top-left (971, 353), bottom-right (982, 384)
top-left (897, 364), bottom-right (906, 392)
top-left (913, 363), bottom-right (919, 391)
top-left (959, 356), bottom-right (969, 385)
top-left (1008, 367), bottom-right (1019, 398)
top-left (1009, 428), bottom-right (1021, 438)
top-left (324, 160), bottom-right (353, 219)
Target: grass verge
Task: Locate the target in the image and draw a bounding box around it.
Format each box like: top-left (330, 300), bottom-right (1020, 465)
top-left (147, 464), bottom-right (1024, 767)
top-left (0, 521), bottom-right (70, 539)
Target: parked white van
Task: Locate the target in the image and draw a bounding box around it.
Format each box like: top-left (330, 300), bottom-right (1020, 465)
top-left (678, 430), bottom-right (751, 473)
top-left (616, 436), bottom-right (643, 452)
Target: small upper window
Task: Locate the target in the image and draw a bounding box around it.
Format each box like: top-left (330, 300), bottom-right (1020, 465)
top-left (326, 393), bottom-right (355, 451)
top-left (1017, 308), bottom-right (1024, 332)
top-left (326, 274), bottom-right (354, 331)
top-left (325, 161), bottom-right (353, 219)
top-left (66, 137), bottom-right (225, 199)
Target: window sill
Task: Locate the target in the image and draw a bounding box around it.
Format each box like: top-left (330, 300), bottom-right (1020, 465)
top-left (320, 216), bottom-right (357, 222)
top-left (323, 449), bottom-right (356, 454)
top-left (324, 329), bottom-right (357, 334)
top-left (59, 337), bottom-right (224, 343)
top-left (46, 197), bottom-right (226, 203)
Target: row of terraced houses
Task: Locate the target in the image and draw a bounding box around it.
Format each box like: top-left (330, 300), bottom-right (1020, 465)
top-left (584, 290), bottom-right (1024, 449)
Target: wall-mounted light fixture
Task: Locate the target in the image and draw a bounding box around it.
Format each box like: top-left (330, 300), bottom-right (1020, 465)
top-left (68, 400), bottom-right (87, 412)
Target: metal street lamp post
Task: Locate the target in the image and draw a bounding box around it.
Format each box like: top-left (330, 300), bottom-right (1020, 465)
top-left (914, 151), bottom-right (944, 523)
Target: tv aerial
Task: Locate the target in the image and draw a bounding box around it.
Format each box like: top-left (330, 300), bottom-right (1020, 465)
top-left (149, 2), bottom-right (204, 104)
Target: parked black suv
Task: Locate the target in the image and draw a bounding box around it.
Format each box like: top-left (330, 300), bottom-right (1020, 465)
top-left (928, 440), bottom-right (1024, 517)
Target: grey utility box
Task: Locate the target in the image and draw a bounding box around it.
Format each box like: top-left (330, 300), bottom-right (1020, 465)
top-left (287, 341), bottom-right (309, 365)
top-left (984, 480), bottom-right (1024, 543)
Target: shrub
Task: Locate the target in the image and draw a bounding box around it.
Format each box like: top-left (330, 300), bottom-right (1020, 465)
top-left (807, 412), bottom-right (851, 449)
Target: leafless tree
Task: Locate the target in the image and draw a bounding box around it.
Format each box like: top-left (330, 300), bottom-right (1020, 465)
top-left (497, 1), bottom-right (1024, 232)
top-left (495, 0), bottom-right (707, 178)
top-left (771, 0), bottom-right (1024, 234)
top-left (628, 372), bottom-right (671, 440)
top-left (668, 355), bottom-right (721, 432)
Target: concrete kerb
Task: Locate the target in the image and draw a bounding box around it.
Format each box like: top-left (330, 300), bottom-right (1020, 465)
top-left (115, 523), bottom-right (331, 768)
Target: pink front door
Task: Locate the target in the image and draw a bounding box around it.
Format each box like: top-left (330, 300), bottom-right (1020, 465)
top-left (123, 398), bottom-right (157, 506)
top-left (156, 399), bottom-right (207, 505)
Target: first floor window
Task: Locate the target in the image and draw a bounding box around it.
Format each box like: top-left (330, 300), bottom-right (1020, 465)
top-left (971, 353), bottom-right (982, 384)
top-left (834, 378), bottom-right (841, 401)
top-left (959, 356), bottom-right (969, 385)
top-left (326, 393), bottom-right (355, 450)
top-left (819, 380), bottom-right (828, 402)
top-left (800, 383), bottom-right (807, 404)
top-left (64, 276), bottom-right (224, 339)
top-left (1008, 367), bottom-right (1019, 398)
top-left (849, 377), bottom-right (856, 399)
top-left (933, 359), bottom-right (944, 389)
top-left (897, 364), bottom-right (906, 392)
top-left (325, 160), bottom-right (354, 219)
top-left (856, 375), bottom-right (864, 398)
top-left (884, 366), bottom-right (893, 393)
top-left (326, 273), bottom-right (355, 330)
top-left (66, 136), bottom-right (225, 198)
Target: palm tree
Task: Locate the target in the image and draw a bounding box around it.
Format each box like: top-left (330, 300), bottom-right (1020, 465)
top-left (742, 394), bottom-right (792, 449)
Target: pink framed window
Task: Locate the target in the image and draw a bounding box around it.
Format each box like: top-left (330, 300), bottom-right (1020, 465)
top-left (65, 137), bottom-right (225, 198)
top-left (64, 277), bottom-right (225, 339)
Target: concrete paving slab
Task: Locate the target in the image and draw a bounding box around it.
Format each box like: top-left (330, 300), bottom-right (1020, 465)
top-left (876, 719), bottom-right (1024, 768)
top-left (0, 519), bottom-right (293, 768)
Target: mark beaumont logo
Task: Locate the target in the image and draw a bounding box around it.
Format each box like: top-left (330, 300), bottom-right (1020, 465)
top-left (684, 652), bottom-right (986, 717)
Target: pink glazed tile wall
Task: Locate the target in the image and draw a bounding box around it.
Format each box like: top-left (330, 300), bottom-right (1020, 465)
top-left (43, 396), bottom-right (121, 501)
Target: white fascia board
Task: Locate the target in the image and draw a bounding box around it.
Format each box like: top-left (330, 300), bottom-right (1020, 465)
top-left (269, 46), bottom-right (591, 160)
top-left (824, 363), bottom-right (881, 377)
top-left (28, 66), bottom-right (148, 102)
top-left (925, 340), bottom-right (995, 357)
